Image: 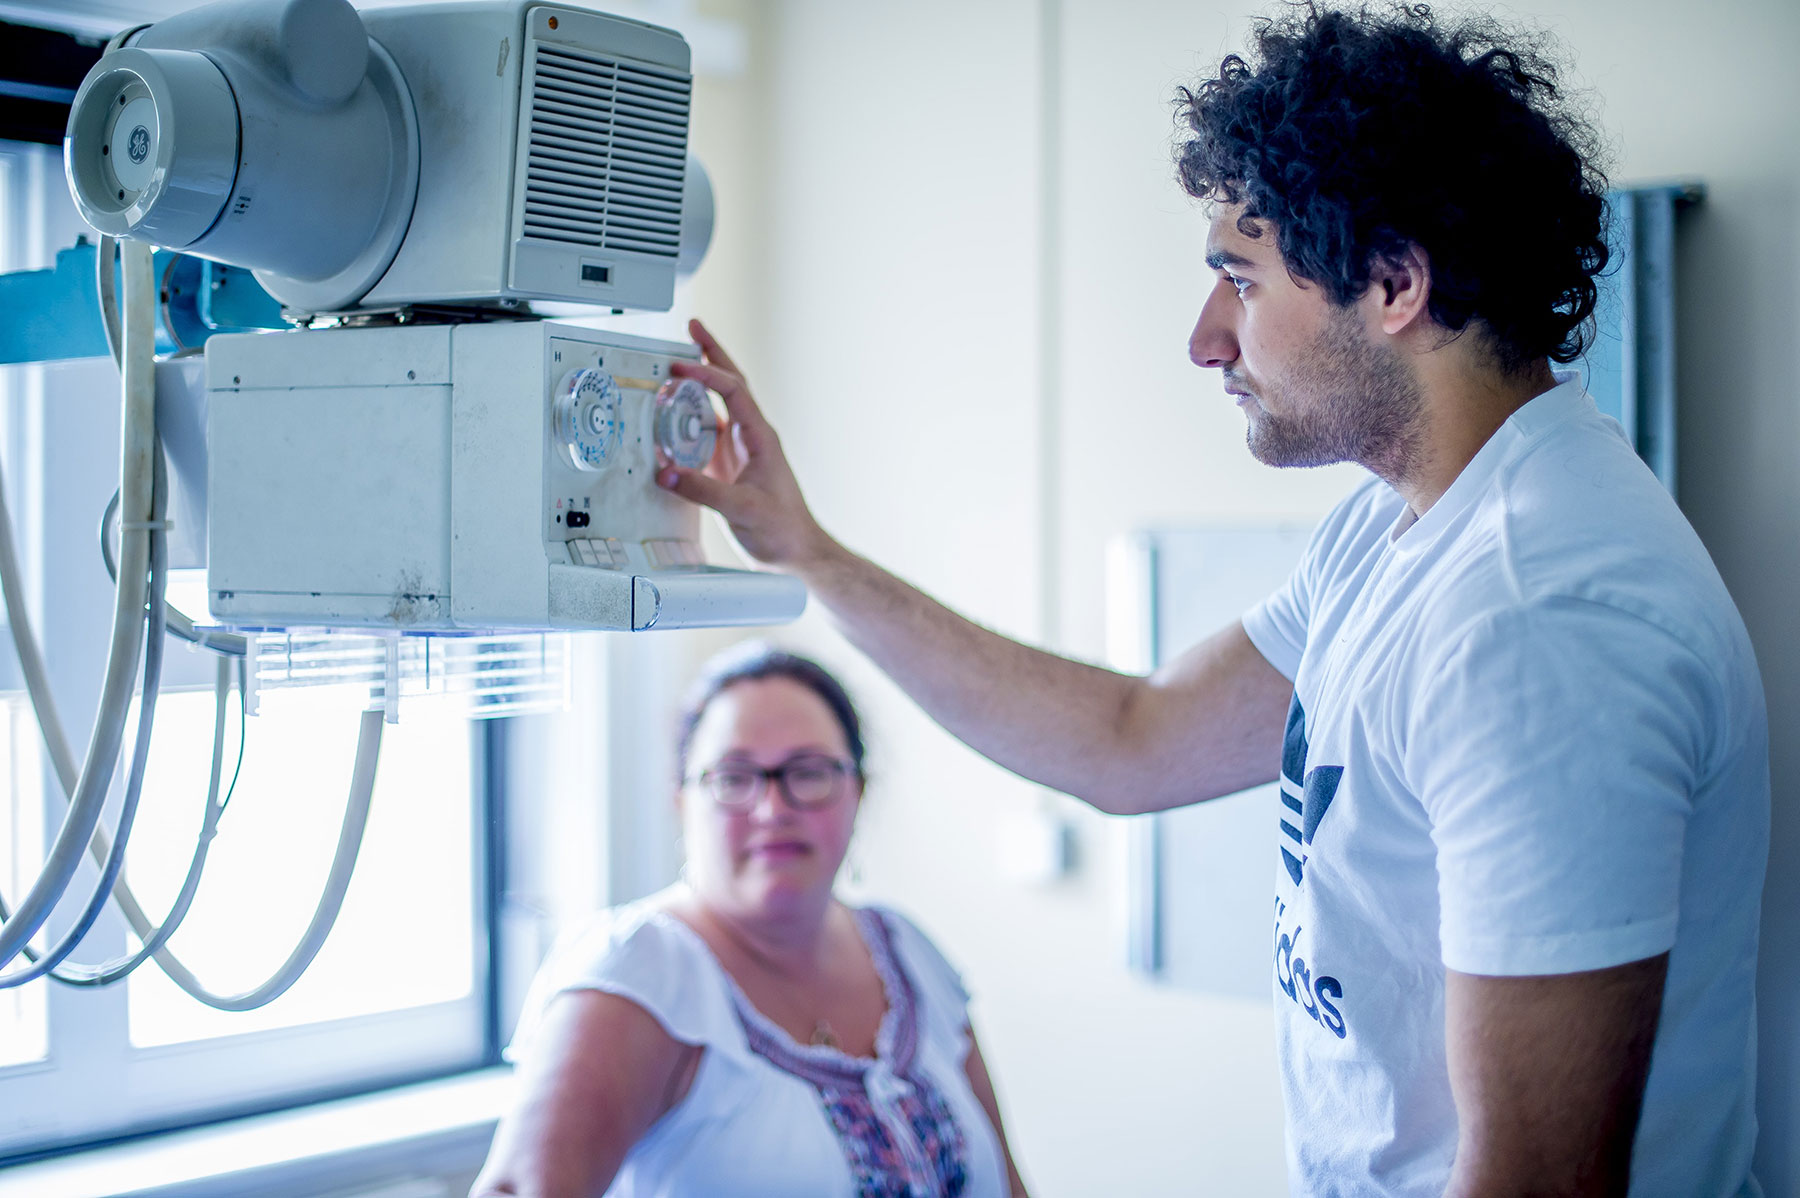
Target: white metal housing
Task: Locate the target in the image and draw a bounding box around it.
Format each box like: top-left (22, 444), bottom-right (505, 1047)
top-left (205, 323), bottom-right (805, 631)
top-left (64, 0), bottom-right (709, 315)
top-left (359, 0), bottom-right (701, 314)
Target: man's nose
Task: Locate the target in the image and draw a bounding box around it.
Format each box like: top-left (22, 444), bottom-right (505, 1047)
top-left (1189, 285), bottom-right (1239, 368)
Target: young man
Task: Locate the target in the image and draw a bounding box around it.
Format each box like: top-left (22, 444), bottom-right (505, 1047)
top-left (658, 5), bottom-right (1769, 1194)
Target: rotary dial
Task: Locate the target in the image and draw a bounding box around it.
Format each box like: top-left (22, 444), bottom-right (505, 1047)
top-left (653, 378), bottom-right (719, 470)
top-left (553, 368), bottom-right (624, 473)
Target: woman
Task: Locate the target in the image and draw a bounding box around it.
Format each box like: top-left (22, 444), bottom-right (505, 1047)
top-left (473, 643), bottom-right (1029, 1198)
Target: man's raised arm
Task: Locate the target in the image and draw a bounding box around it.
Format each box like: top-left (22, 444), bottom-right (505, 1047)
top-left (657, 320), bottom-right (1291, 815)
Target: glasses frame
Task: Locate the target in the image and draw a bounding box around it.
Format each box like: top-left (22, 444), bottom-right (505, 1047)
top-left (686, 753), bottom-right (859, 812)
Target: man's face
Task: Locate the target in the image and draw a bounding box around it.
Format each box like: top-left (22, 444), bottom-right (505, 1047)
top-left (1190, 206), bottom-right (1422, 473)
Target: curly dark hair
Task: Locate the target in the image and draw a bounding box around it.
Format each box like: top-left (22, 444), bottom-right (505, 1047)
top-left (1176, 2), bottom-right (1610, 371)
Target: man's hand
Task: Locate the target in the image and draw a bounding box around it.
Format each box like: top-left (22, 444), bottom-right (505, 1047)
top-left (656, 319), bottom-right (837, 574)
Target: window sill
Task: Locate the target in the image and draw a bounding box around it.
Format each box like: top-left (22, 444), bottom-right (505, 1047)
top-left (0, 1066), bottom-right (511, 1198)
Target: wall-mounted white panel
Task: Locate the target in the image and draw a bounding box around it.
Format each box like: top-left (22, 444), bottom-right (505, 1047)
top-left (1114, 524), bottom-right (1313, 1002)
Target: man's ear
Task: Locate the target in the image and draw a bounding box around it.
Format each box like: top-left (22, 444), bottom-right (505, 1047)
top-left (1371, 244), bottom-right (1432, 335)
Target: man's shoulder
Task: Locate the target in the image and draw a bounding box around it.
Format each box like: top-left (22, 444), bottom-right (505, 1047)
top-left (1389, 431), bottom-right (1760, 726)
top-left (1487, 422), bottom-right (1742, 645)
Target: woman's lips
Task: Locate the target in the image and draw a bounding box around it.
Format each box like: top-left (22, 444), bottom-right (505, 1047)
top-left (746, 840), bottom-right (810, 860)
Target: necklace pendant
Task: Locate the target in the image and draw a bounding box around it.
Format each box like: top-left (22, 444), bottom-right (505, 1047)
top-left (810, 1020), bottom-right (839, 1049)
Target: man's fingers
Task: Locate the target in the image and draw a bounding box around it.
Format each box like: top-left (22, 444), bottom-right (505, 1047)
top-left (668, 358), bottom-right (751, 409)
top-left (668, 360), bottom-right (774, 445)
top-left (656, 464), bottom-right (738, 515)
top-left (688, 319), bottom-right (744, 377)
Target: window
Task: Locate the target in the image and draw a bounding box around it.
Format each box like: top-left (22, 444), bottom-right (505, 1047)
top-left (0, 140), bottom-right (494, 1162)
top-left (122, 685), bottom-right (478, 1050)
top-left (0, 703), bottom-right (48, 1071)
top-left (0, 144), bottom-right (50, 1079)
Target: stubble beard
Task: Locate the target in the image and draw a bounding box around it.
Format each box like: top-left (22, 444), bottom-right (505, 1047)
top-left (1241, 305), bottom-right (1424, 480)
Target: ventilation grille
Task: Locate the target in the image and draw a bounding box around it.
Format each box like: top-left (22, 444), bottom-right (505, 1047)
top-left (248, 631), bottom-right (571, 719)
top-left (521, 43), bottom-right (691, 258)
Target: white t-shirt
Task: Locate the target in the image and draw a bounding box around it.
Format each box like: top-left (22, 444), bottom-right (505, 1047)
top-left (508, 891), bottom-right (1009, 1198)
top-left (1241, 373), bottom-right (1769, 1197)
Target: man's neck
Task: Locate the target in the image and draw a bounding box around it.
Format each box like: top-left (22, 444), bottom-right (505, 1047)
top-left (1386, 356), bottom-right (1559, 518)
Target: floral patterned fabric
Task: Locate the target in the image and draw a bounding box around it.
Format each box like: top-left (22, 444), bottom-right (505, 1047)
top-left (818, 1080), bottom-right (969, 1198)
top-left (731, 909), bottom-right (971, 1198)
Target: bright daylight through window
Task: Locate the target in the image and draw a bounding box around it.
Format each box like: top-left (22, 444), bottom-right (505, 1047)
top-left (123, 684), bottom-right (477, 1049)
top-left (0, 160), bottom-right (49, 1075)
top-left (0, 703), bottom-right (48, 1070)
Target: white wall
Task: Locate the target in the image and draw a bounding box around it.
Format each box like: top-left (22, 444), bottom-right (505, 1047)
top-left (729, 1), bottom-right (1800, 1195)
top-left (745, 2), bottom-right (1297, 1191)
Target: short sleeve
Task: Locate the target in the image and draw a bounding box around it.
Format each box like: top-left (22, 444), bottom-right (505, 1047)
top-left (1243, 475), bottom-right (1393, 681)
top-left (1409, 598), bottom-right (1712, 976)
top-left (507, 904), bottom-right (746, 1064)
top-left (1242, 560), bottom-right (1309, 681)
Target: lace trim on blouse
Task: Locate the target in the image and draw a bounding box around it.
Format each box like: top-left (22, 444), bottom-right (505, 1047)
top-left (719, 908), bottom-right (971, 1198)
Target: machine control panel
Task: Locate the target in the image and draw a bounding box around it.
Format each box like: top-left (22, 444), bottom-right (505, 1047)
top-left (544, 334), bottom-right (705, 571)
top-left (204, 321), bottom-right (803, 631)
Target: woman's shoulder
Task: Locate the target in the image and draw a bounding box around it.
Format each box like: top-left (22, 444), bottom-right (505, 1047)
top-left (510, 888), bottom-right (744, 1059)
top-left (547, 890), bottom-right (699, 976)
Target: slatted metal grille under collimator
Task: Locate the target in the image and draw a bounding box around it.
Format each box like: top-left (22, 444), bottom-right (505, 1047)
top-left (248, 631), bottom-right (571, 719)
top-left (521, 43), bottom-right (691, 258)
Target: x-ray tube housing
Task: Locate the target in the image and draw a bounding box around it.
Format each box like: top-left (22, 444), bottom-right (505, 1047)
top-left (65, 0), bottom-right (420, 313)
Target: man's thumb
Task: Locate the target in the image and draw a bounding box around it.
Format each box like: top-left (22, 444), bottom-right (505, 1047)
top-left (657, 466), bottom-right (735, 516)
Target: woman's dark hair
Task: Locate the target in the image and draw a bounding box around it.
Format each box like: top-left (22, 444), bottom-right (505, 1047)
top-left (1176, 2), bottom-right (1610, 372)
top-left (675, 642), bottom-right (867, 781)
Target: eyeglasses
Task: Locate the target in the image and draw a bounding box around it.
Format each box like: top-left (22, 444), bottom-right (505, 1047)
top-left (687, 753), bottom-right (857, 811)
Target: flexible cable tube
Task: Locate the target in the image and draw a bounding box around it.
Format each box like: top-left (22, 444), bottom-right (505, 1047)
top-left (101, 236), bottom-right (241, 656)
top-left (0, 465), bottom-right (166, 988)
top-left (0, 423), bottom-right (79, 793)
top-left (2, 496), bottom-right (376, 1003)
top-left (3, 652), bottom-right (230, 987)
top-left (99, 490), bottom-right (247, 656)
top-left (97, 234), bottom-right (122, 369)
top-left (0, 447), bottom-right (213, 985)
top-left (145, 706), bottom-right (383, 1010)
top-left (79, 467), bottom-right (379, 1004)
top-left (3, 243), bottom-right (382, 1004)
top-left (1, 516), bottom-right (377, 1001)
top-left (55, 655), bottom-right (231, 985)
top-left (0, 238), bottom-right (155, 971)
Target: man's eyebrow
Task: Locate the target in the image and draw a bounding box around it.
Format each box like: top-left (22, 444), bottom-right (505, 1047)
top-left (1204, 248), bottom-right (1257, 271)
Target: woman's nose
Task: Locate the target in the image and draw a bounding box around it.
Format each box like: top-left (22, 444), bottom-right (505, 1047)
top-left (749, 780), bottom-right (796, 821)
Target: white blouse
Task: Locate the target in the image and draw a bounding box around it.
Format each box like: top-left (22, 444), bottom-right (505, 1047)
top-left (508, 891), bottom-right (1009, 1198)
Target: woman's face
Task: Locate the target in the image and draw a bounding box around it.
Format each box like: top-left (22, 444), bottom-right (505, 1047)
top-left (678, 677), bottom-right (862, 918)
